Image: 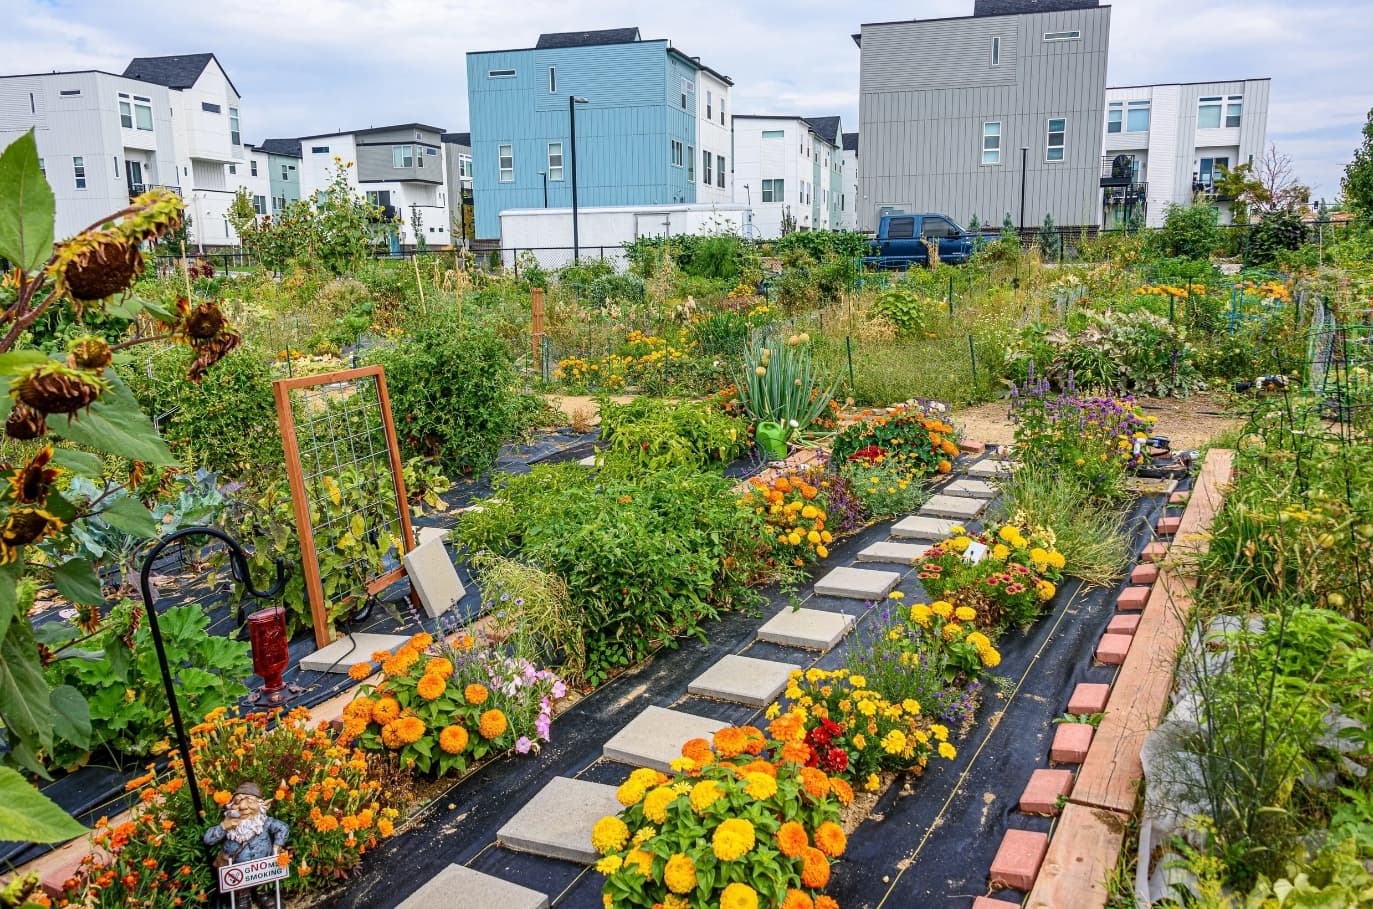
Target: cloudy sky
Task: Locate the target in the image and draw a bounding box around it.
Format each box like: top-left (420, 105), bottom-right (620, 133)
top-left (5, 0), bottom-right (1368, 199)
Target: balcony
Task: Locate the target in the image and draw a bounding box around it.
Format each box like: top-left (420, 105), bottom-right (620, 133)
top-left (1192, 181), bottom-right (1235, 203)
top-left (1101, 155), bottom-right (1140, 187)
top-left (128, 183), bottom-right (182, 201)
top-left (1103, 182), bottom-right (1147, 207)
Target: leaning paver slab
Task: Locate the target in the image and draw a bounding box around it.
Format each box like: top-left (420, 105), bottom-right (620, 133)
top-left (944, 478), bottom-right (999, 499)
top-left (891, 515), bottom-right (960, 540)
top-left (688, 654), bottom-right (799, 707)
top-left (301, 633), bottom-right (410, 673)
top-left (966, 458), bottom-right (1019, 478)
top-left (756, 608), bottom-right (855, 651)
top-left (921, 494), bottom-right (987, 520)
top-left (856, 541), bottom-right (930, 564)
top-left (813, 566), bottom-right (901, 600)
top-left (497, 777), bottom-right (623, 865)
top-left (397, 863), bottom-right (549, 909)
top-left (603, 706), bottom-right (727, 772)
top-left (1025, 804), bottom-right (1128, 909)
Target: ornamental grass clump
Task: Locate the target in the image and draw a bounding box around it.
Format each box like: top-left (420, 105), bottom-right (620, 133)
top-left (343, 632), bottom-right (566, 775)
top-left (916, 521), bottom-right (1065, 629)
top-left (733, 334), bottom-right (841, 434)
top-left (594, 726), bottom-right (850, 909)
top-left (61, 707), bottom-right (409, 906)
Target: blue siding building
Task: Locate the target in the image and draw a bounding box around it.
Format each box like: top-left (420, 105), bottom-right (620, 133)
top-left (467, 28), bottom-right (725, 240)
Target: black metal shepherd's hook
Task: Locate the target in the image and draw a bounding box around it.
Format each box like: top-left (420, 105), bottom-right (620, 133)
top-left (138, 526), bottom-right (287, 820)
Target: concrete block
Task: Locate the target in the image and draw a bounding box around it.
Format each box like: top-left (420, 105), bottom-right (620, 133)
top-left (1157, 515), bottom-right (1182, 535)
top-left (497, 777), bottom-right (622, 865)
top-left (921, 494), bottom-right (987, 520)
top-left (891, 515), bottom-right (960, 541)
top-left (603, 706), bottom-right (727, 772)
top-left (756, 608), bottom-right (855, 651)
top-left (966, 458), bottom-right (1019, 478)
top-left (403, 536), bottom-right (465, 619)
top-left (397, 864), bottom-right (549, 909)
top-left (301, 632), bottom-right (411, 673)
top-left (856, 541), bottom-right (930, 564)
top-left (1106, 614), bottom-right (1140, 636)
top-left (944, 478), bottom-right (999, 499)
top-left (687, 655), bottom-right (799, 707)
top-left (1141, 542), bottom-right (1168, 563)
top-left (415, 526), bottom-right (449, 547)
top-left (813, 566), bottom-right (901, 600)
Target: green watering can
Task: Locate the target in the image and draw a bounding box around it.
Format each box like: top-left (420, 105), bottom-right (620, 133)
top-left (755, 421), bottom-right (789, 461)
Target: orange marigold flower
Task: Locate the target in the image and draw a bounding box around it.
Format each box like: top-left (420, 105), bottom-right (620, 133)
top-left (380, 722), bottom-right (404, 750)
top-left (423, 657), bottom-right (454, 679)
top-left (815, 897), bottom-right (839, 909)
top-left (681, 737), bottom-right (713, 762)
top-left (782, 890), bottom-right (815, 909)
top-left (830, 777), bottom-right (855, 806)
top-left (737, 725), bottom-right (766, 756)
top-left (814, 821), bottom-right (847, 858)
top-left (438, 725), bottom-right (469, 754)
top-left (799, 767), bottom-right (831, 799)
top-left (800, 846), bottom-right (831, 888)
top-left (212, 790), bottom-right (232, 807)
top-left (408, 632), bottom-right (434, 650)
top-left (372, 697), bottom-right (401, 724)
top-left (416, 673), bottom-right (446, 701)
top-left (713, 727), bottom-right (748, 759)
top-left (394, 715), bottom-right (425, 744)
top-left (740, 759), bottom-right (776, 778)
top-left (780, 741), bottom-right (811, 765)
top-left (776, 820), bottom-right (808, 857)
top-left (347, 662), bottom-right (374, 681)
top-left (936, 459), bottom-right (952, 474)
top-left (378, 818), bottom-right (395, 837)
top-left (464, 683), bottom-right (489, 705)
top-left (478, 709), bottom-right (508, 740)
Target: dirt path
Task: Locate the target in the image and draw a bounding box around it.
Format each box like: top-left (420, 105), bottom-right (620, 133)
top-left (953, 391), bottom-right (1242, 450)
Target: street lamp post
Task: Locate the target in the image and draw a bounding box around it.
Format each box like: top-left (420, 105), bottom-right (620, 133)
top-left (1018, 147), bottom-right (1030, 233)
top-left (569, 95), bottom-right (589, 260)
top-left (538, 171), bottom-right (548, 208)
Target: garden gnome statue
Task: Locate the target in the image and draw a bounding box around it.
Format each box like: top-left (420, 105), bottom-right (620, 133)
top-left (203, 782), bottom-right (289, 909)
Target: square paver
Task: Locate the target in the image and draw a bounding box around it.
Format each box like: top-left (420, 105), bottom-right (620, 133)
top-left (966, 458), bottom-right (1019, 478)
top-left (1157, 515), bottom-right (1182, 535)
top-left (397, 864), bottom-right (549, 909)
top-left (990, 829), bottom-right (1049, 891)
top-left (415, 526), bottom-right (450, 547)
top-left (688, 655), bottom-right (799, 707)
top-left (497, 777), bottom-right (623, 865)
top-left (1106, 614), bottom-right (1141, 636)
top-left (1050, 723), bottom-right (1093, 763)
top-left (1068, 683), bottom-right (1111, 716)
top-left (920, 494), bottom-right (986, 520)
top-left (891, 515), bottom-right (960, 541)
top-left (856, 541), bottom-right (930, 565)
top-left (943, 478), bottom-right (999, 499)
top-left (814, 566), bottom-right (901, 600)
top-left (301, 632), bottom-right (411, 673)
top-left (1117, 587), bottom-right (1150, 611)
top-left (1096, 633), bottom-right (1132, 666)
top-left (1019, 768), bottom-right (1074, 816)
top-left (603, 706), bottom-right (727, 772)
top-left (403, 536), bottom-right (466, 619)
top-left (756, 608), bottom-right (854, 651)
top-left (1141, 541), bottom-right (1169, 563)
top-left (1130, 563), bottom-right (1159, 585)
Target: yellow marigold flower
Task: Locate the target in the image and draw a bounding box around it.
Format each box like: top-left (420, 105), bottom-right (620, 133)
top-left (852, 733), bottom-right (867, 750)
top-left (721, 882), bottom-right (759, 909)
top-left (801, 504), bottom-right (818, 519)
top-left (765, 702), bottom-right (781, 720)
top-left (438, 725), bottom-right (469, 754)
top-left (590, 816), bottom-right (629, 855)
top-left (478, 709), bottom-right (508, 740)
top-left (642, 786), bottom-right (676, 824)
top-left (416, 673), bottom-right (446, 701)
top-left (858, 699), bottom-right (878, 717)
top-left (888, 590), bottom-right (905, 600)
top-left (664, 853), bottom-right (697, 894)
top-left (931, 600), bottom-right (954, 618)
top-left (910, 604), bottom-right (932, 625)
top-left (464, 683), bottom-right (489, 705)
top-left (712, 818), bottom-right (756, 861)
top-left (942, 621), bottom-right (963, 641)
top-left (1038, 580), bottom-right (1057, 601)
top-left (939, 741), bottom-right (957, 760)
top-left (1048, 550), bottom-right (1065, 569)
top-left (965, 631), bottom-right (991, 650)
top-left (992, 543), bottom-right (1011, 561)
top-left (980, 647), bottom-right (1002, 668)
top-left (814, 821), bottom-right (847, 858)
top-left (950, 535), bottom-right (971, 553)
top-left (902, 698), bottom-right (921, 715)
top-left (595, 854), bottom-right (623, 875)
top-left (931, 723), bottom-right (949, 742)
top-left (807, 530), bottom-right (821, 544)
top-left (689, 779), bottom-right (722, 814)
top-left (743, 771), bottom-right (778, 801)
top-left (849, 674), bottom-right (867, 688)
top-left (881, 729), bottom-right (908, 755)
top-left (955, 605), bottom-right (978, 622)
top-left (624, 848), bottom-right (653, 877)
top-left (816, 544), bottom-right (829, 558)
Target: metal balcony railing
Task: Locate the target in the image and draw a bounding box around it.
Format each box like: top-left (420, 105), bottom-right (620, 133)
top-left (128, 183), bottom-right (182, 200)
top-left (1101, 155), bottom-right (1140, 186)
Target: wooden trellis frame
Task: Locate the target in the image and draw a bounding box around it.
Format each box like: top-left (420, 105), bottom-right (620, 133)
top-left (273, 365), bottom-right (415, 649)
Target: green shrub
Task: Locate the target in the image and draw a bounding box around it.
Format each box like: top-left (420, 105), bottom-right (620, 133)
top-left (840, 458), bottom-right (929, 518)
top-left (1245, 209), bottom-right (1309, 268)
top-left (367, 319), bottom-right (534, 474)
top-left (1148, 202), bottom-right (1222, 261)
top-left (597, 398), bottom-right (749, 476)
top-left (871, 285), bottom-right (938, 335)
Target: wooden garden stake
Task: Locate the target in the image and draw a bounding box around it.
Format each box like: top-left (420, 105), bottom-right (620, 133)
top-left (531, 287), bottom-right (545, 368)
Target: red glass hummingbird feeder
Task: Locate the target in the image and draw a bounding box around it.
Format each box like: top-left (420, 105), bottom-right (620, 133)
top-left (248, 606), bottom-right (291, 705)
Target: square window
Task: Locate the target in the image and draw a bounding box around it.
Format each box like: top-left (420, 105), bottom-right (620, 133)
top-left (134, 102), bottom-right (153, 130)
top-left (1198, 97), bottom-right (1222, 129)
top-left (1107, 103), bottom-right (1122, 134)
top-left (1126, 101), bottom-right (1150, 132)
top-left (761, 178), bottom-right (784, 203)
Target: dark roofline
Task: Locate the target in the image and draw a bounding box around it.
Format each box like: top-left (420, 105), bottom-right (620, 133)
top-left (296, 123), bottom-right (447, 141)
top-left (1107, 76), bottom-right (1271, 90)
top-left (666, 46), bottom-right (734, 86)
top-left (731, 115), bottom-right (843, 146)
top-left (854, 4), bottom-right (1110, 44)
top-left (122, 53), bottom-right (240, 98)
top-left (469, 37), bottom-right (668, 56)
top-left (441, 132), bottom-right (472, 146)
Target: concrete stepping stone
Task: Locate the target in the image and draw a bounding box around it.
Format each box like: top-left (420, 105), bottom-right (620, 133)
top-left (1050, 723), bottom-right (1093, 763)
top-left (943, 478), bottom-right (999, 499)
top-left (990, 829), bottom-right (1049, 891)
top-left (1019, 768), bottom-right (1074, 816)
top-left (756, 608), bottom-right (854, 651)
top-left (688, 654), bottom-right (799, 707)
top-left (966, 458), bottom-right (1018, 478)
top-left (814, 566), bottom-right (901, 600)
top-left (891, 515), bottom-right (960, 541)
top-left (415, 526), bottom-right (450, 547)
top-left (856, 541), bottom-right (929, 564)
top-left (301, 632), bottom-right (410, 673)
top-left (603, 706), bottom-right (727, 772)
top-left (397, 864), bottom-right (549, 909)
top-left (920, 494), bottom-right (986, 520)
top-left (497, 777), bottom-right (622, 864)
top-left (577, 454), bottom-right (597, 467)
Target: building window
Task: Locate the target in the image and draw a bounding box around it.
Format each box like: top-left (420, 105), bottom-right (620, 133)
top-left (1107, 102), bottom-right (1123, 133)
top-left (134, 100), bottom-right (153, 130)
top-left (1198, 96), bottom-right (1222, 129)
top-left (703, 149), bottom-right (712, 185)
top-left (1043, 30), bottom-right (1080, 40)
top-left (201, 101), bottom-right (221, 114)
top-left (717, 154), bottom-right (725, 189)
top-left (281, 164), bottom-right (290, 179)
top-left (311, 146), bottom-right (330, 154)
top-left (228, 163), bottom-right (236, 175)
top-left (59, 89), bottom-right (81, 97)
top-left (252, 195), bottom-right (267, 215)
top-left (761, 129), bottom-right (785, 139)
top-left (393, 145), bottom-right (417, 168)
top-left (547, 142), bottom-right (564, 181)
top-left (1226, 96), bottom-right (1243, 128)
top-left (119, 100), bottom-right (133, 129)
top-left (687, 145), bottom-right (695, 181)
top-left (1126, 100), bottom-right (1150, 132)
top-left (1197, 156), bottom-right (1230, 190)
top-left (982, 121), bottom-right (1001, 165)
top-left (250, 160), bottom-right (258, 177)
top-left (229, 107), bottom-right (240, 145)
top-left (72, 156), bottom-right (86, 189)
top-left (720, 98), bottom-right (725, 125)
top-left (680, 78), bottom-right (691, 110)
top-left (992, 36), bottom-right (1001, 65)
top-left (459, 155), bottom-right (472, 178)
top-left (1046, 118), bottom-right (1066, 161)
top-left (761, 178), bottom-right (784, 202)
top-left (498, 144), bottom-right (514, 182)
top-left (548, 66), bottom-right (556, 93)
top-left (488, 69), bottom-right (515, 78)
top-left (706, 90), bottom-right (713, 120)
top-left (671, 139), bottom-right (684, 167)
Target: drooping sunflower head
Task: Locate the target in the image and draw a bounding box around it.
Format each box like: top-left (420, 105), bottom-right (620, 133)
top-left (10, 362), bottom-right (111, 416)
top-left (68, 335), bottom-right (114, 371)
top-left (121, 188), bottom-right (185, 244)
top-left (183, 300), bottom-right (228, 343)
top-left (48, 230), bottom-right (144, 307)
top-left (5, 402), bottom-right (47, 441)
top-left (5, 445), bottom-right (58, 505)
top-left (187, 331), bottom-right (242, 383)
top-left (0, 507), bottom-right (66, 564)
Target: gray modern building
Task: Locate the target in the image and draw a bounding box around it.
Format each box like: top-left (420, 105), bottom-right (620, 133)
top-left (855, 0), bottom-right (1111, 231)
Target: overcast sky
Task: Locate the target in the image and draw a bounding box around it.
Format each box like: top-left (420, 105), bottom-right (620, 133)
top-left (5, 0), bottom-right (1369, 199)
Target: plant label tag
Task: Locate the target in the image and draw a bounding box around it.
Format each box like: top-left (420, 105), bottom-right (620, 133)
top-left (963, 542), bottom-right (988, 564)
top-left (219, 856), bottom-right (289, 893)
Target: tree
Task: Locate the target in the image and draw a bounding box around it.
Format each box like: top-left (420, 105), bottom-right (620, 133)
top-left (1344, 106), bottom-right (1373, 216)
top-left (409, 204), bottom-right (428, 254)
top-left (1038, 213), bottom-right (1062, 261)
top-left (226, 188), bottom-right (257, 249)
top-left (1218, 145), bottom-right (1312, 223)
top-left (779, 205), bottom-right (797, 236)
top-left (1245, 209), bottom-right (1309, 267)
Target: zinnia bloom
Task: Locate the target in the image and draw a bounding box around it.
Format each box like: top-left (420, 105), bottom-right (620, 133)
top-left (663, 853), bottom-right (696, 894)
top-left (642, 786), bottom-right (676, 825)
top-left (776, 820), bottom-right (808, 857)
top-left (800, 846), bottom-right (831, 888)
top-left (720, 883), bottom-right (759, 909)
top-left (371, 697), bottom-right (401, 724)
top-left (478, 709), bottom-right (508, 740)
top-left (711, 818), bottom-right (756, 861)
top-left (830, 777), bottom-right (855, 806)
top-left (438, 725), bottom-right (469, 754)
top-left (590, 816), bottom-right (629, 855)
top-left (782, 890), bottom-right (814, 909)
top-left (416, 673), bottom-right (446, 701)
top-left (394, 715), bottom-right (426, 744)
top-left (347, 662), bottom-right (373, 681)
top-left (814, 821), bottom-right (847, 858)
top-left (464, 683), bottom-right (489, 705)
top-left (713, 727), bottom-right (748, 758)
top-left (689, 780), bottom-right (722, 814)
top-left (743, 771), bottom-right (778, 801)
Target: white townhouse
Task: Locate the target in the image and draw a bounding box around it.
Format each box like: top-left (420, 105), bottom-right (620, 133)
top-left (731, 115), bottom-right (848, 239)
top-left (695, 65), bottom-right (734, 206)
top-left (297, 124), bottom-right (453, 250)
top-left (1101, 78), bottom-right (1270, 227)
top-left (841, 132), bottom-right (859, 231)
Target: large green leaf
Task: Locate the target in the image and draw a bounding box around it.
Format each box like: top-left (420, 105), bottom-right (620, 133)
top-left (99, 495), bottom-right (160, 539)
top-left (0, 766), bottom-right (86, 843)
top-left (0, 619), bottom-right (55, 754)
top-left (49, 684), bottom-right (91, 749)
top-left (48, 369), bottom-right (176, 466)
top-left (0, 130), bottom-right (56, 272)
top-left (0, 351), bottom-right (51, 377)
top-left (52, 558), bottom-right (103, 606)
top-left (0, 563), bottom-right (17, 646)
top-left (50, 448), bottom-right (105, 476)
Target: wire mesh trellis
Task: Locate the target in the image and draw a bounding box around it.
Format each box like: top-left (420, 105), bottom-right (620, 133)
top-left (273, 366), bottom-right (416, 648)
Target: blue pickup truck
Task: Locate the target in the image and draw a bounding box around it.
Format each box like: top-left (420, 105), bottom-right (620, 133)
top-left (862, 213), bottom-right (976, 269)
